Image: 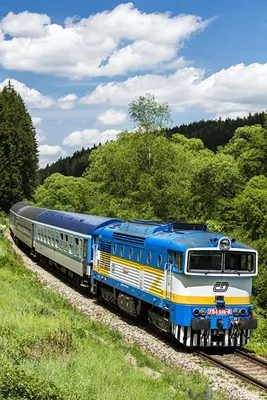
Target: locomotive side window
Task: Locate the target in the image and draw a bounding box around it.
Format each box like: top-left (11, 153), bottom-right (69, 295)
top-left (113, 244), bottom-right (116, 254)
top-left (137, 250), bottom-right (142, 262)
top-left (157, 255), bottom-right (162, 267)
top-left (129, 248), bottom-right (133, 259)
top-left (121, 246), bottom-right (124, 257)
top-left (147, 252), bottom-right (151, 265)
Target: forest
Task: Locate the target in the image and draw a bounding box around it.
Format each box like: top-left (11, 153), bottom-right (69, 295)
top-left (1, 86), bottom-right (267, 354)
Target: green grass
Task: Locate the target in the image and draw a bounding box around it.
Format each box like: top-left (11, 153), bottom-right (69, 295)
top-left (0, 237), bottom-right (227, 400)
top-left (246, 309), bottom-right (267, 357)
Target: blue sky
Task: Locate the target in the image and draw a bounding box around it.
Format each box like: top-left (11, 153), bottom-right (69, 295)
top-left (0, 0), bottom-right (267, 166)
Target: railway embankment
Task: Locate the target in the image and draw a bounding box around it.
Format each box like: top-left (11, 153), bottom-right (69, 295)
top-left (1, 231), bottom-right (266, 400)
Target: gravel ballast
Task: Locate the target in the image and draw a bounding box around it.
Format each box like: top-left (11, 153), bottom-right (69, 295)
top-left (5, 230), bottom-right (266, 400)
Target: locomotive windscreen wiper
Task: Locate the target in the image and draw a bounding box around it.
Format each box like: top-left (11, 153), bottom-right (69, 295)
top-left (224, 264), bottom-right (240, 275)
top-left (204, 261), bottom-right (222, 275)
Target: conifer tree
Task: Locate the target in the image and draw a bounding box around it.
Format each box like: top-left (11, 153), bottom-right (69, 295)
top-left (0, 81), bottom-right (39, 212)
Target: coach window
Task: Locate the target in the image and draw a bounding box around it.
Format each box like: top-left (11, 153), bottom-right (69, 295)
top-left (37, 226), bottom-right (41, 241)
top-left (64, 234), bottom-right (68, 251)
top-left (51, 231), bottom-right (54, 247)
top-left (41, 227), bottom-right (44, 242)
top-left (137, 250), bottom-right (142, 262)
top-left (48, 229), bottom-right (51, 245)
top-left (79, 239), bottom-right (83, 257)
top-left (147, 252), bottom-right (151, 265)
top-left (113, 244), bottom-right (117, 255)
top-left (55, 232), bottom-right (59, 248)
top-left (121, 246), bottom-right (124, 257)
top-left (44, 228), bottom-right (47, 243)
top-left (74, 238), bottom-right (79, 256)
top-left (60, 233), bottom-right (63, 249)
top-left (69, 236), bottom-right (73, 254)
top-left (157, 255), bottom-right (162, 267)
top-left (129, 247), bottom-right (133, 259)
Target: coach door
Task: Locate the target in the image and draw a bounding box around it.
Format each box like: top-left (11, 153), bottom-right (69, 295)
top-left (82, 239), bottom-right (89, 275)
top-left (165, 252), bottom-right (174, 300)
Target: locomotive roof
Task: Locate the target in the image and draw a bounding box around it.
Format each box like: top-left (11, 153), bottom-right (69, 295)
top-left (18, 205), bottom-right (48, 221)
top-left (10, 201), bottom-right (30, 214)
top-left (36, 210), bottom-right (122, 235)
top-left (145, 230), bottom-right (254, 252)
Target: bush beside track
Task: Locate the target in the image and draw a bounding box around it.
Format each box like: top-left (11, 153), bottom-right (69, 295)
top-left (0, 236), bottom-right (227, 400)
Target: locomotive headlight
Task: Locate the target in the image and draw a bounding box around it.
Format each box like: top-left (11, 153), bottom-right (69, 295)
top-left (240, 308), bottom-right (246, 316)
top-left (219, 238), bottom-right (230, 250)
top-left (234, 308), bottom-right (239, 316)
top-left (200, 308), bottom-right (206, 316)
top-left (193, 308), bottom-right (200, 317)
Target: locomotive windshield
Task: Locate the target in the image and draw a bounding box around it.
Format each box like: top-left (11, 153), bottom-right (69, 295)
top-left (188, 251), bottom-right (256, 274)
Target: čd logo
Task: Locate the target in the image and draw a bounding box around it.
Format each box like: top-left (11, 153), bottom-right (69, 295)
top-left (213, 282), bottom-right (229, 292)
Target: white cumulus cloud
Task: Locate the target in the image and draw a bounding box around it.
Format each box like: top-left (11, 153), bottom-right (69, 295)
top-left (58, 93), bottom-right (78, 109)
top-left (0, 11), bottom-right (50, 37)
top-left (0, 5), bottom-right (211, 79)
top-left (96, 109), bottom-right (127, 125)
top-left (81, 62), bottom-right (267, 119)
top-left (63, 128), bottom-right (121, 147)
top-left (38, 144), bottom-right (67, 156)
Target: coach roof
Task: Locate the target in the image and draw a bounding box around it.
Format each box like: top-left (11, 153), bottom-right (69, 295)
top-left (36, 210), bottom-right (122, 235)
top-left (18, 205), bottom-right (48, 221)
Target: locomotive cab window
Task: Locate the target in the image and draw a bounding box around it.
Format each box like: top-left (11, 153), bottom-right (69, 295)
top-left (188, 251), bottom-right (222, 273)
top-left (168, 251), bottom-right (183, 271)
top-left (225, 252), bottom-right (255, 273)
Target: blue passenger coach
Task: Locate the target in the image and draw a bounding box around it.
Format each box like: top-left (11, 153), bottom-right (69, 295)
top-left (10, 203), bottom-right (258, 348)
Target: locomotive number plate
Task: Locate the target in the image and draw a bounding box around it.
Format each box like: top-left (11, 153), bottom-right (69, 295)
top-left (208, 309), bottom-right (232, 315)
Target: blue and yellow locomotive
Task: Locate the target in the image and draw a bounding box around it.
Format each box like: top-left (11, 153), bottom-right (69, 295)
top-left (10, 202), bottom-right (258, 347)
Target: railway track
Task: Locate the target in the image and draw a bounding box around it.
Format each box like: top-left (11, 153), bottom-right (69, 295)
top-left (196, 348), bottom-right (267, 392)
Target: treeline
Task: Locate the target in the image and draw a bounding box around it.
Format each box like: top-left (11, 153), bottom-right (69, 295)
top-left (167, 112), bottom-right (266, 151)
top-left (0, 82), bottom-right (38, 212)
top-left (39, 145), bottom-right (100, 183)
top-left (38, 111), bottom-right (266, 182)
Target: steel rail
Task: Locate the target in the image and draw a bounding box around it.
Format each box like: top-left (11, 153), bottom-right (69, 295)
top-left (235, 348), bottom-right (267, 367)
top-left (196, 350), bottom-right (267, 392)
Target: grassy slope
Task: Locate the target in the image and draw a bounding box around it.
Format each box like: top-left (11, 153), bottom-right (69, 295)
top-left (0, 237), bottom-right (227, 400)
